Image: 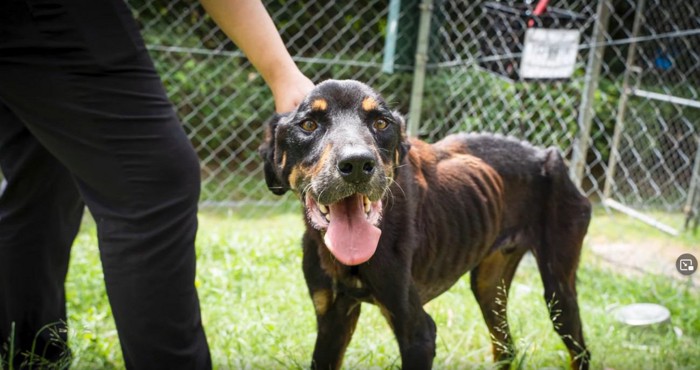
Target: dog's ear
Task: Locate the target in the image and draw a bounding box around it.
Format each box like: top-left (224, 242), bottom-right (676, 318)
top-left (392, 111), bottom-right (411, 165)
top-left (258, 114), bottom-right (289, 195)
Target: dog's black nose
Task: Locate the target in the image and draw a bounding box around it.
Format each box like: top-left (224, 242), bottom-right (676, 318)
top-left (337, 148), bottom-right (376, 183)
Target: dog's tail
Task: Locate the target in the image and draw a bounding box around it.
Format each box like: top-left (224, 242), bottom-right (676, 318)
top-left (543, 147), bottom-right (591, 218)
top-left (540, 147), bottom-right (592, 276)
top-left (542, 147), bottom-right (591, 225)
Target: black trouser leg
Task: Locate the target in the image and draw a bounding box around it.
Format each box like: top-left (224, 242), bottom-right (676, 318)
top-left (0, 104), bottom-right (84, 368)
top-left (0, 1), bottom-right (211, 368)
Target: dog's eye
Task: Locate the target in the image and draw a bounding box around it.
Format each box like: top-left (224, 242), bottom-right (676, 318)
top-left (373, 119), bottom-right (389, 131)
top-left (300, 120), bottom-right (318, 132)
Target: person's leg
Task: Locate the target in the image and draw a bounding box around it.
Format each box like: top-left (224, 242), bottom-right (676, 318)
top-left (0, 1), bottom-right (211, 368)
top-left (0, 103), bottom-right (84, 368)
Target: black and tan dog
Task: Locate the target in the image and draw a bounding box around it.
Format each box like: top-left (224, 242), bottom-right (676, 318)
top-left (259, 80), bottom-right (591, 370)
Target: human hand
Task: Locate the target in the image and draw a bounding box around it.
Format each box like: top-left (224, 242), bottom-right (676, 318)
top-left (270, 71), bottom-right (314, 113)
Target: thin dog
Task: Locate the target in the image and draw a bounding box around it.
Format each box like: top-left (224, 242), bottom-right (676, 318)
top-left (259, 80), bottom-right (591, 370)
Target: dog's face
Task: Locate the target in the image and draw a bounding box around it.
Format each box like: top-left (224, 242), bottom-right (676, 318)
top-left (259, 80), bottom-right (410, 265)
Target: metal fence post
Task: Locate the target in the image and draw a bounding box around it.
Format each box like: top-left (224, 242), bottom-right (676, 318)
top-left (407, 0), bottom-right (434, 137)
top-left (381, 0), bottom-right (402, 74)
top-left (570, 0), bottom-right (611, 186)
top-left (603, 0), bottom-right (646, 199)
top-left (685, 134), bottom-right (700, 231)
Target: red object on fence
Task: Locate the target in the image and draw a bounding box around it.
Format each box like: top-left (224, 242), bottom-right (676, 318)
top-left (528, 0), bottom-right (550, 27)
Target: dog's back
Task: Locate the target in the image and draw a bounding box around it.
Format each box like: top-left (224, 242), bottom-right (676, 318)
top-left (454, 132), bottom-right (591, 244)
top-left (407, 133), bottom-right (590, 297)
top-left (431, 132), bottom-right (591, 260)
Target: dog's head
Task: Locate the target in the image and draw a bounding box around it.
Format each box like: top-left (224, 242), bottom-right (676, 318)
top-left (259, 80), bottom-right (410, 265)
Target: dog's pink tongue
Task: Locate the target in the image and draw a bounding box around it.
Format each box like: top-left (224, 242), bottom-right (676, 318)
top-left (324, 195), bottom-right (381, 266)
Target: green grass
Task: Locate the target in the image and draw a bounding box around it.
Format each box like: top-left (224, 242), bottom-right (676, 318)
top-left (590, 208), bottom-right (700, 252)
top-left (3, 208), bottom-right (699, 369)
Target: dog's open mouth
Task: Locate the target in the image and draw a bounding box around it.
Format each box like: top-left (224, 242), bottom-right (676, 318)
top-left (305, 193), bottom-right (382, 266)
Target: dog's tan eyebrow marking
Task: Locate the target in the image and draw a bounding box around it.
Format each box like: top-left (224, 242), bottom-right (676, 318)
top-left (362, 97), bottom-right (379, 111)
top-left (311, 98), bottom-right (328, 111)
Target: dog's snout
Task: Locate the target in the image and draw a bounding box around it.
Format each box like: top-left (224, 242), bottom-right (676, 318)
top-left (337, 148), bottom-right (376, 183)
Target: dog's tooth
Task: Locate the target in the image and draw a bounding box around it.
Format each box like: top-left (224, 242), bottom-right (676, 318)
top-left (319, 203), bottom-right (328, 214)
top-left (325, 213), bottom-right (331, 222)
top-left (363, 196), bottom-right (371, 214)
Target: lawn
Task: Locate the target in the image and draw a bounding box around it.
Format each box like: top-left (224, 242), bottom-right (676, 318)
top-left (4, 207), bottom-right (700, 369)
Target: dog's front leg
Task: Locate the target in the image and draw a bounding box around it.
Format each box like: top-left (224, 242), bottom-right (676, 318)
top-left (309, 291), bottom-right (362, 370)
top-left (367, 268), bottom-right (436, 370)
top-left (302, 234), bottom-right (361, 370)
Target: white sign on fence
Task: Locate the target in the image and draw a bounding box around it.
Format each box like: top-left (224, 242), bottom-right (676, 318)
top-left (520, 28), bottom-right (581, 79)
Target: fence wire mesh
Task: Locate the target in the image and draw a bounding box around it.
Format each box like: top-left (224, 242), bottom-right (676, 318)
top-left (122, 0), bottom-right (699, 223)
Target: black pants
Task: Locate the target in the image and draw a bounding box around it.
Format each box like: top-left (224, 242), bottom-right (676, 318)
top-left (0, 1), bottom-right (211, 368)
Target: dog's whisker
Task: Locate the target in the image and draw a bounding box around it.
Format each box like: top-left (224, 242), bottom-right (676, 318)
top-left (385, 177), bottom-right (405, 204)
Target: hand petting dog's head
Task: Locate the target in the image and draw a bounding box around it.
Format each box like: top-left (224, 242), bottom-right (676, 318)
top-left (259, 80), bottom-right (410, 265)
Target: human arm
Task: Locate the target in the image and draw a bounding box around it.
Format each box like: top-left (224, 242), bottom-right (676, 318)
top-left (199, 0), bottom-right (314, 112)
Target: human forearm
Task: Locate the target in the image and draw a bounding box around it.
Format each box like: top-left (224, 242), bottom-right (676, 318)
top-left (199, 0), bottom-right (313, 112)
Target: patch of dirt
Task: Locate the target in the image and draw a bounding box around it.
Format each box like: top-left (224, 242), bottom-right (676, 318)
top-left (587, 237), bottom-right (698, 289)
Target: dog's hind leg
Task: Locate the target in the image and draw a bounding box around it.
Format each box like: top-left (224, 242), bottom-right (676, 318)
top-left (471, 249), bottom-right (525, 369)
top-left (532, 246), bottom-right (590, 370)
top-left (532, 237), bottom-right (590, 370)
top-left (532, 149), bottom-right (591, 370)
top-left (470, 249), bottom-right (527, 369)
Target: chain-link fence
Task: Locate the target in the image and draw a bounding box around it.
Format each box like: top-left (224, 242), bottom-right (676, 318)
top-left (122, 0), bottom-right (699, 224)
